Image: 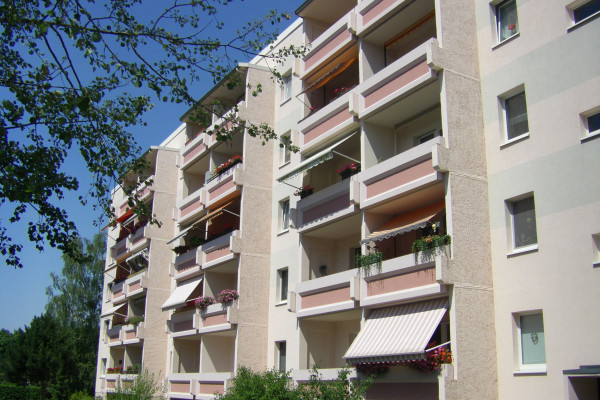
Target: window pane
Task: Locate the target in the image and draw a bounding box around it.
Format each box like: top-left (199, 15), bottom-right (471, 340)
top-left (574, 0), bottom-right (600, 23)
top-left (506, 92), bottom-right (529, 139)
top-left (281, 200), bottom-right (290, 231)
top-left (520, 314), bottom-right (546, 365)
top-left (278, 341), bottom-right (287, 372)
top-left (498, 0), bottom-right (519, 41)
top-left (282, 75), bottom-right (292, 102)
top-left (512, 197), bottom-right (538, 248)
top-left (280, 269), bottom-right (288, 301)
top-left (588, 112), bottom-right (600, 132)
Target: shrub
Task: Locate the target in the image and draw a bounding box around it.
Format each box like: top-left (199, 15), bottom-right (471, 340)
top-left (0, 383), bottom-right (42, 400)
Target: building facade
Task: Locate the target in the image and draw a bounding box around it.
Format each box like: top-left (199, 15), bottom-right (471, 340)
top-left (95, 0), bottom-right (600, 399)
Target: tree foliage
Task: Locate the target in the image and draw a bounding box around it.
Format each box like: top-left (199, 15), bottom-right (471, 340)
top-left (0, 0), bottom-right (302, 268)
top-left (107, 369), bottom-right (165, 400)
top-left (215, 367), bottom-right (372, 400)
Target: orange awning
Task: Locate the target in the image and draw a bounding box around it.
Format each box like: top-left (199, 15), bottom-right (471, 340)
top-left (116, 208), bottom-right (134, 223)
top-left (301, 57), bottom-right (357, 94)
top-left (195, 199), bottom-right (237, 226)
top-left (361, 201), bottom-right (445, 244)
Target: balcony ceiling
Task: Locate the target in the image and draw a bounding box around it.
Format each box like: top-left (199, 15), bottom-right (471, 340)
top-left (302, 212), bottom-right (361, 240)
top-left (364, 183), bottom-right (444, 215)
top-left (363, 0), bottom-right (435, 45)
top-left (301, 308), bottom-right (361, 322)
top-left (296, 0), bottom-right (356, 24)
top-left (364, 81), bottom-right (440, 129)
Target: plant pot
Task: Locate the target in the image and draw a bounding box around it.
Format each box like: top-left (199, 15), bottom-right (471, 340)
top-left (300, 190), bottom-right (313, 199)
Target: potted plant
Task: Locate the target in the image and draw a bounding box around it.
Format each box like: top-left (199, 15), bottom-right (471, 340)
top-left (173, 245), bottom-right (189, 255)
top-left (355, 250), bottom-right (383, 277)
top-left (411, 234), bottom-right (451, 253)
top-left (195, 296), bottom-right (216, 310)
top-left (213, 155), bottom-right (242, 176)
top-left (107, 366), bottom-right (123, 374)
top-left (401, 341), bottom-right (452, 373)
top-left (189, 236), bottom-right (205, 249)
top-left (336, 162), bottom-right (360, 180)
top-left (125, 315), bottom-right (144, 327)
top-left (294, 185), bottom-right (314, 199)
top-left (217, 289), bottom-right (239, 304)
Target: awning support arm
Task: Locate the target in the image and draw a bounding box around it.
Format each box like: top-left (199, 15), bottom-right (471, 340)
top-left (222, 209), bottom-right (240, 218)
top-left (280, 180), bottom-right (301, 190)
top-left (332, 150), bottom-right (360, 164)
top-left (424, 341), bottom-right (451, 352)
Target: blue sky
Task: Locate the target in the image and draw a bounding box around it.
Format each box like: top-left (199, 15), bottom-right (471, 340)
top-left (0, 0), bottom-right (299, 331)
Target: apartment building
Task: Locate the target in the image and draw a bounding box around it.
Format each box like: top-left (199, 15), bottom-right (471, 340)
top-left (95, 0), bottom-right (599, 399)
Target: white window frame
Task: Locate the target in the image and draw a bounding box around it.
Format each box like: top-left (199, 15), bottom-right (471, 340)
top-left (506, 194), bottom-right (538, 255)
top-left (581, 108), bottom-right (600, 141)
top-left (513, 311), bottom-right (547, 374)
top-left (568, 0), bottom-right (600, 26)
top-left (279, 133), bottom-right (291, 166)
top-left (500, 88), bottom-right (530, 146)
top-left (279, 199), bottom-right (290, 233)
top-left (278, 268), bottom-right (289, 303)
top-left (281, 73), bottom-right (292, 103)
top-left (496, 0), bottom-right (520, 43)
top-left (276, 341), bottom-right (287, 372)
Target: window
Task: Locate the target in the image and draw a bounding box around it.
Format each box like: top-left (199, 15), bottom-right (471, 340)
top-left (279, 269), bottom-right (288, 302)
top-left (592, 234), bottom-right (600, 267)
top-left (279, 199), bottom-right (290, 232)
top-left (585, 111), bottom-right (600, 136)
top-left (515, 312), bottom-right (546, 372)
top-left (277, 341), bottom-right (287, 372)
top-left (281, 74), bottom-right (292, 103)
top-left (417, 129), bottom-right (441, 145)
top-left (508, 196), bottom-right (538, 250)
top-left (497, 0), bottom-right (519, 42)
top-left (280, 133), bottom-right (291, 165)
top-left (573, 0), bottom-right (600, 23)
top-left (503, 91), bottom-right (529, 141)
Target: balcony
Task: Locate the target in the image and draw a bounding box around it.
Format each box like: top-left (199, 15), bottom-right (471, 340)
top-left (292, 269), bottom-right (360, 318)
top-left (128, 225), bottom-right (150, 254)
top-left (358, 137), bottom-right (443, 209)
top-left (301, 10), bottom-right (358, 79)
top-left (111, 237), bottom-right (129, 261)
top-left (360, 252), bottom-right (447, 308)
top-left (169, 308), bottom-right (199, 338)
top-left (205, 164), bottom-right (242, 208)
top-left (106, 326), bottom-right (122, 346)
top-left (181, 133), bottom-right (208, 169)
top-left (168, 301), bottom-right (237, 337)
top-left (296, 178), bottom-right (360, 233)
top-left (117, 176), bottom-right (154, 217)
top-left (202, 230), bottom-right (241, 270)
top-left (172, 247), bottom-right (203, 281)
top-left (122, 322), bottom-right (145, 345)
top-left (298, 91), bottom-right (359, 152)
top-left (355, 39), bottom-right (438, 120)
top-left (177, 187), bottom-right (206, 225)
top-left (293, 367), bottom-right (357, 383)
top-left (110, 270), bottom-right (148, 304)
top-left (110, 281), bottom-right (126, 305)
top-left (168, 372), bottom-right (231, 400)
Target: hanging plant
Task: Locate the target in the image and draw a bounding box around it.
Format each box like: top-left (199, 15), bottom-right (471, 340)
top-left (411, 235), bottom-right (451, 253)
top-left (355, 251), bottom-right (383, 277)
top-left (172, 245), bottom-right (189, 255)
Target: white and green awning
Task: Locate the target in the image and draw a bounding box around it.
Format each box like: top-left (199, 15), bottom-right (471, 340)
top-left (276, 132), bottom-right (358, 183)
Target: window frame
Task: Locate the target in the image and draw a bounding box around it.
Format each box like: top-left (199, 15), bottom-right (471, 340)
top-left (506, 194), bottom-right (538, 255)
top-left (514, 311), bottom-right (547, 374)
top-left (279, 199), bottom-right (290, 233)
top-left (281, 73), bottom-right (292, 103)
top-left (278, 268), bottom-right (288, 303)
top-left (582, 109), bottom-right (600, 141)
top-left (503, 90), bottom-right (529, 142)
top-left (277, 341), bottom-right (287, 372)
top-left (496, 0), bottom-right (520, 43)
top-left (572, 0), bottom-right (600, 23)
top-left (279, 133), bottom-right (291, 166)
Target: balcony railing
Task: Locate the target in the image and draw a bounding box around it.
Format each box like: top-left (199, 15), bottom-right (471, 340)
top-left (106, 326), bottom-right (122, 346)
top-left (116, 175), bottom-right (154, 217)
top-left (296, 179), bottom-right (359, 233)
top-left (360, 251), bottom-right (448, 308)
top-left (204, 164), bottom-right (242, 207)
top-left (177, 187), bottom-right (206, 225)
top-left (298, 91), bottom-right (359, 151)
top-left (292, 367), bottom-right (357, 383)
top-left (169, 308), bottom-right (198, 338)
top-left (358, 137), bottom-right (442, 209)
top-left (356, 39), bottom-right (438, 120)
top-left (181, 133), bottom-right (208, 168)
top-left (292, 269), bottom-right (360, 318)
top-left (111, 270), bottom-right (148, 304)
top-left (198, 302), bottom-right (237, 334)
top-left (202, 230), bottom-right (241, 270)
top-left (301, 11), bottom-right (357, 78)
top-left (111, 281), bottom-right (126, 304)
top-left (168, 372), bottom-right (232, 399)
top-left (128, 226), bottom-right (150, 254)
top-left (172, 247), bottom-right (202, 280)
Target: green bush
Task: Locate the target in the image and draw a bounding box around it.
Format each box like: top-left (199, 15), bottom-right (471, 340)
top-left (69, 391), bottom-right (94, 400)
top-left (0, 383), bottom-right (42, 400)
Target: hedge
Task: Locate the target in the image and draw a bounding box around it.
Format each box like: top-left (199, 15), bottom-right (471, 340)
top-left (0, 384), bottom-right (42, 400)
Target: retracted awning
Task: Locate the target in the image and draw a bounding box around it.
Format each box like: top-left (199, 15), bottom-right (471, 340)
top-left (277, 133), bottom-right (357, 182)
top-left (161, 276), bottom-right (203, 311)
top-left (116, 209), bottom-right (134, 224)
top-left (301, 58), bottom-right (357, 95)
top-left (344, 298), bottom-right (448, 364)
top-left (167, 200), bottom-right (238, 245)
top-left (100, 303), bottom-right (127, 318)
top-left (360, 201), bottom-right (445, 245)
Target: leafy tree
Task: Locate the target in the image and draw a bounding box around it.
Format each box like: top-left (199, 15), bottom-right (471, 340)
top-left (0, 0), bottom-right (303, 268)
top-left (215, 367), bottom-right (372, 400)
top-left (0, 328), bottom-right (28, 386)
top-left (107, 369), bottom-right (165, 400)
top-left (45, 233), bottom-right (106, 396)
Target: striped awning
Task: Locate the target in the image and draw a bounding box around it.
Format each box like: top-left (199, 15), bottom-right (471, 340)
top-left (343, 298), bottom-right (448, 364)
top-left (277, 132), bottom-right (357, 182)
top-left (360, 201), bottom-right (445, 245)
top-left (161, 276), bottom-right (203, 311)
top-left (100, 303), bottom-right (127, 319)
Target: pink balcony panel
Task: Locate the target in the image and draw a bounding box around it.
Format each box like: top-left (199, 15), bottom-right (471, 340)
top-left (183, 142), bottom-right (207, 164)
top-left (362, 0), bottom-right (397, 25)
top-left (207, 177), bottom-right (235, 201)
top-left (367, 267), bottom-right (436, 296)
top-left (118, 203), bottom-right (129, 215)
top-left (303, 107), bottom-right (354, 145)
top-left (109, 334), bottom-right (120, 343)
top-left (170, 381), bottom-right (191, 393)
top-left (199, 382), bottom-right (225, 395)
top-left (366, 159), bottom-right (434, 199)
top-left (302, 194), bottom-right (350, 225)
top-left (128, 281), bottom-right (142, 293)
top-left (176, 259), bottom-right (198, 274)
top-left (112, 287), bottom-right (124, 299)
top-left (305, 29), bottom-right (353, 70)
top-left (125, 330), bottom-right (137, 341)
top-left (106, 380), bottom-right (116, 389)
top-left (301, 286), bottom-right (351, 309)
top-left (202, 312), bottom-right (227, 327)
top-left (180, 200), bottom-right (203, 218)
top-left (364, 60), bottom-right (430, 108)
top-left (173, 319), bottom-right (194, 332)
top-left (205, 246), bottom-right (232, 263)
